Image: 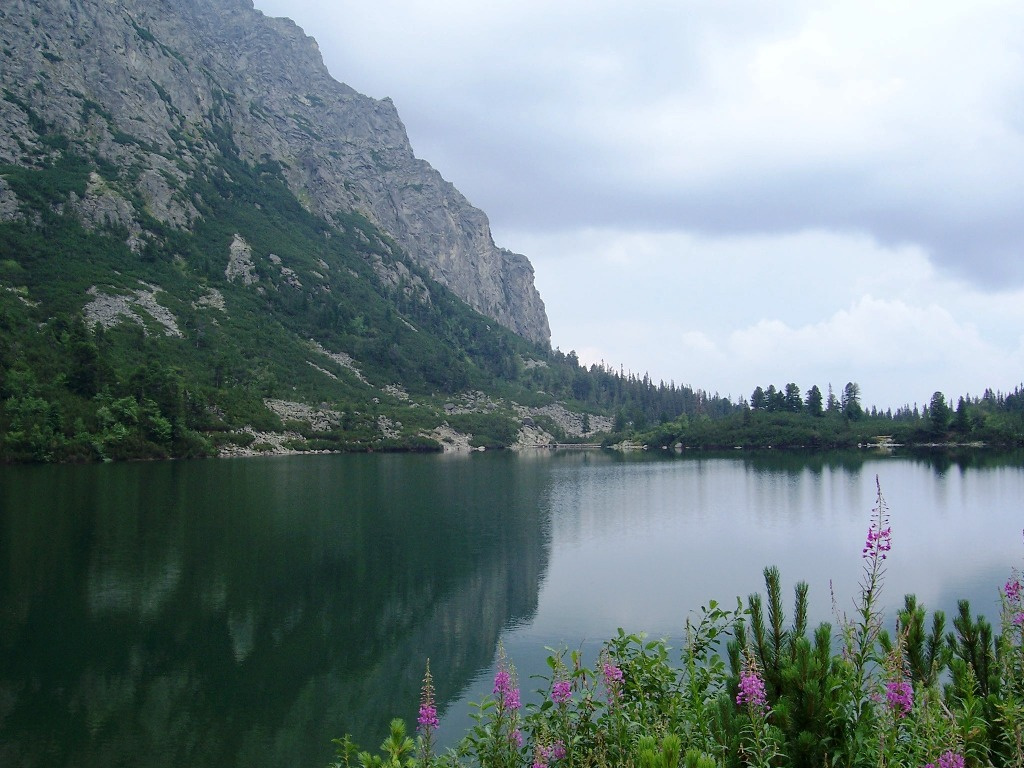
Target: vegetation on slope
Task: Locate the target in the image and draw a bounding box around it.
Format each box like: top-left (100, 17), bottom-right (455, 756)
top-left (0, 127), bottom-right (549, 461)
top-left (2, 128), bottom-right (1023, 463)
top-left (630, 381), bottom-right (1024, 452)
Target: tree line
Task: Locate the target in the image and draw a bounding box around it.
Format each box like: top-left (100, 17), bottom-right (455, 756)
top-left (748, 381), bottom-right (863, 420)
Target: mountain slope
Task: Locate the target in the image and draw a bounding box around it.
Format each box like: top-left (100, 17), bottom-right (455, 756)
top-left (0, 117), bottom-right (558, 459)
top-left (0, 0), bottom-right (583, 461)
top-left (3, 0), bottom-right (745, 464)
top-left (0, 0), bottom-right (549, 343)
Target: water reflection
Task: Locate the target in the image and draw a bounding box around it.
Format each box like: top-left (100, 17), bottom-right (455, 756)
top-left (0, 454), bottom-right (550, 768)
top-left (438, 450), bottom-right (1024, 747)
top-left (2, 450), bottom-right (1023, 767)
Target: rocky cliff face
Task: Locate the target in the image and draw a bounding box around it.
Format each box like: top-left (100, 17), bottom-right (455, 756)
top-left (0, 0), bottom-right (550, 344)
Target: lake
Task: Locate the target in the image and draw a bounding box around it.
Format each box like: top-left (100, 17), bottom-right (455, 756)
top-left (1, 449), bottom-right (1022, 767)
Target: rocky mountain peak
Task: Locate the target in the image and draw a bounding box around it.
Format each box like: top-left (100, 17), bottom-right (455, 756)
top-left (0, 0), bottom-right (550, 344)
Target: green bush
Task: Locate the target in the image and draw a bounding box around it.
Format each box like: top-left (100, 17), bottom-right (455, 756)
top-left (445, 412), bottom-right (519, 448)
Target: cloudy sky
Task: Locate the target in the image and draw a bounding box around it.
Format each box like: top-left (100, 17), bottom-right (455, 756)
top-left (252, 0), bottom-right (1024, 410)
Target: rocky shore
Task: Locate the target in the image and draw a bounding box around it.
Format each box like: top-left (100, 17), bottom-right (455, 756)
top-left (216, 397), bottom-right (610, 457)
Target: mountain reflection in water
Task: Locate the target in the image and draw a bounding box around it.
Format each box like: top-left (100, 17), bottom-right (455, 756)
top-left (3, 449), bottom-right (1023, 768)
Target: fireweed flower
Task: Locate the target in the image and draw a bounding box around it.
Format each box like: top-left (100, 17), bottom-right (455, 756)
top-left (603, 661), bottom-right (623, 683)
top-left (1004, 572), bottom-right (1024, 628)
top-left (861, 477), bottom-right (893, 565)
top-left (1007, 581), bottom-right (1024, 606)
top-left (736, 647), bottom-right (768, 714)
top-left (925, 751), bottom-right (966, 768)
top-left (417, 702), bottom-right (439, 731)
top-left (1006, 577), bottom-right (1021, 604)
top-left (503, 685), bottom-right (521, 711)
top-left (493, 655), bottom-right (521, 711)
top-left (416, 660), bottom-right (439, 766)
top-left (885, 679), bottom-right (913, 719)
top-left (551, 678), bottom-right (572, 705)
top-left (418, 659), bottom-right (439, 732)
top-left (532, 741), bottom-right (566, 767)
top-left (862, 523), bottom-right (892, 560)
top-left (600, 652), bottom-right (624, 703)
top-left (493, 667), bottom-right (511, 695)
top-left (533, 743), bottom-right (556, 768)
top-left (737, 668), bottom-right (768, 713)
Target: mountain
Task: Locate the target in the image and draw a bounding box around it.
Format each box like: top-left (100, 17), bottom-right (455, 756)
top-left (0, 0), bottom-right (597, 461)
top-left (1, 0), bottom-right (549, 344)
top-left (0, 0), bottom-right (744, 463)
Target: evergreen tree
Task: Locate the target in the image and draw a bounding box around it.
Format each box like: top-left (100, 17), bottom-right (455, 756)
top-left (929, 391), bottom-right (952, 434)
top-left (826, 383), bottom-right (840, 414)
top-left (751, 386), bottom-right (767, 411)
top-left (841, 382), bottom-right (862, 420)
top-left (783, 382), bottom-right (802, 412)
top-left (953, 396), bottom-right (970, 433)
top-left (804, 385), bottom-right (824, 417)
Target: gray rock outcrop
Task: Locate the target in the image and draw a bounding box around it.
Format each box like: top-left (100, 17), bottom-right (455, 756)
top-left (0, 178), bottom-right (21, 222)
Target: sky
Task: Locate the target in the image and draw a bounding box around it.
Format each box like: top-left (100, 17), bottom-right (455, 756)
top-left (251, 0), bottom-right (1024, 410)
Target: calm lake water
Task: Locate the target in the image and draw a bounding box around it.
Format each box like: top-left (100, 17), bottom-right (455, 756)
top-left (1, 449), bottom-right (1022, 767)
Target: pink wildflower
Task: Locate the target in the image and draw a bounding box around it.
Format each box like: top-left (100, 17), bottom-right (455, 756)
top-left (1006, 577), bottom-right (1021, 604)
top-left (493, 662), bottom-right (521, 711)
top-left (885, 679), bottom-right (913, 718)
top-left (736, 647), bottom-right (768, 714)
top-left (533, 743), bottom-right (554, 768)
top-left (416, 659), bottom-right (439, 766)
top-left (551, 678), bottom-right (572, 704)
top-left (737, 669), bottom-right (768, 712)
top-left (504, 686), bottom-right (521, 710)
top-left (417, 703), bottom-right (438, 731)
top-left (1005, 573), bottom-right (1023, 627)
top-left (600, 653), bottom-right (624, 702)
top-left (927, 751), bottom-right (965, 768)
top-left (417, 660), bottom-right (439, 733)
top-left (532, 740), bottom-right (566, 767)
top-left (862, 524), bottom-right (892, 561)
top-left (603, 660), bottom-right (623, 685)
top-left (493, 667), bottom-right (512, 695)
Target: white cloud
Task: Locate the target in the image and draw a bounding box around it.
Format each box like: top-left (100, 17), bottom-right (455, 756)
top-left (509, 226), bottom-right (1024, 406)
